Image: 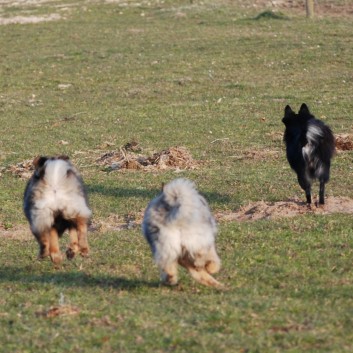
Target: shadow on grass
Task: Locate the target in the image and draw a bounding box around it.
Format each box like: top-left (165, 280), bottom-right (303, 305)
top-left (253, 10), bottom-right (289, 21)
top-left (86, 184), bottom-right (232, 204)
top-left (86, 184), bottom-right (160, 199)
top-left (0, 267), bottom-right (160, 290)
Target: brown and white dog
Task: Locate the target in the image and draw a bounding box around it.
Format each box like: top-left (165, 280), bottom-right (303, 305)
top-left (23, 156), bottom-right (92, 265)
top-left (142, 178), bottom-right (223, 288)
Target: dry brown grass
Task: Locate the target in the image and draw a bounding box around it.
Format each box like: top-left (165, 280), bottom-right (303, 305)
top-left (96, 145), bottom-right (199, 172)
top-left (335, 134), bottom-right (353, 151)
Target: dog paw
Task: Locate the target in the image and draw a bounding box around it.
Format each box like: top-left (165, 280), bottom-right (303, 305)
top-left (38, 251), bottom-right (50, 260)
top-left (79, 248), bottom-right (89, 257)
top-left (205, 260), bottom-right (221, 274)
top-left (66, 248), bottom-right (76, 260)
top-left (50, 252), bottom-right (63, 265)
top-left (161, 273), bottom-right (178, 286)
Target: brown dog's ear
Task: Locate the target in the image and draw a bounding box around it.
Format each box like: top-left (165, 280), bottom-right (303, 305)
top-left (33, 156), bottom-right (48, 170)
top-left (57, 155), bottom-right (70, 161)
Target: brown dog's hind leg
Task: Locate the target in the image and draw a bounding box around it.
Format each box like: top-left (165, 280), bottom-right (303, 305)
top-left (37, 231), bottom-right (50, 259)
top-left (49, 227), bottom-right (63, 265)
top-left (77, 217), bottom-right (89, 257)
top-left (66, 227), bottom-right (79, 260)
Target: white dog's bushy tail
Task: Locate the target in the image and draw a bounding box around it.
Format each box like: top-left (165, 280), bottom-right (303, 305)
top-left (163, 178), bottom-right (197, 205)
top-left (162, 178), bottom-right (204, 223)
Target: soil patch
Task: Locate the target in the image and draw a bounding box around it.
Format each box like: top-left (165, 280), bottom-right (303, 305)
top-left (244, 0), bottom-right (353, 17)
top-left (96, 145), bottom-right (199, 172)
top-left (36, 305), bottom-right (80, 318)
top-left (233, 148), bottom-right (281, 161)
top-left (5, 145), bottom-right (199, 181)
top-left (335, 134), bottom-right (353, 151)
top-left (90, 212), bottom-right (145, 232)
top-left (0, 223), bottom-right (31, 241)
top-left (2, 197), bottom-right (352, 241)
top-left (0, 14), bottom-right (62, 25)
top-left (216, 196), bottom-right (353, 222)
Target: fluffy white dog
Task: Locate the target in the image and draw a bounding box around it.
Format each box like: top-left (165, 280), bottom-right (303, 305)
top-left (142, 178), bottom-right (222, 288)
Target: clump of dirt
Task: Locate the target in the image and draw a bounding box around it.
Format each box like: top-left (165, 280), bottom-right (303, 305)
top-left (335, 134), bottom-right (353, 151)
top-left (36, 305), bottom-right (80, 318)
top-left (216, 196), bottom-right (353, 222)
top-left (6, 159), bottom-right (34, 180)
top-left (96, 145), bottom-right (199, 171)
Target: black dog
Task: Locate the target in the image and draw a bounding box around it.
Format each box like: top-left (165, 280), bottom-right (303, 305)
top-left (282, 103), bottom-right (335, 205)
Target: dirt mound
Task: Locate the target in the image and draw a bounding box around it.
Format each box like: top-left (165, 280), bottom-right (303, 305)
top-left (6, 159), bottom-right (34, 180)
top-left (96, 145), bottom-right (199, 171)
top-left (216, 196), bottom-right (353, 222)
top-left (335, 134), bottom-right (353, 151)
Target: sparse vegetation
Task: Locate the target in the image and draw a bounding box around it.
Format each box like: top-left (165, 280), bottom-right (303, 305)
top-left (0, 1), bottom-right (353, 352)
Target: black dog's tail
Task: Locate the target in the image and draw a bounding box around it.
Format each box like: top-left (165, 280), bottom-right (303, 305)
top-left (304, 120), bottom-right (335, 181)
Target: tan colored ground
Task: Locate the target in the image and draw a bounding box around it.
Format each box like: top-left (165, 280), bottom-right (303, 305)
top-left (216, 196), bottom-right (353, 222)
top-left (0, 0), bottom-right (352, 26)
top-left (3, 195), bottom-right (353, 241)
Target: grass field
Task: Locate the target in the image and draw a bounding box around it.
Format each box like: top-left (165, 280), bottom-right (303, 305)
top-left (0, 0), bottom-right (353, 352)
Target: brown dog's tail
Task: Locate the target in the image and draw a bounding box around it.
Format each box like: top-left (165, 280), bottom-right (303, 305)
top-left (187, 267), bottom-right (225, 289)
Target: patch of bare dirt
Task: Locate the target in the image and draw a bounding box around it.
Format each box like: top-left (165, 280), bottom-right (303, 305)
top-left (96, 145), bottom-right (199, 171)
top-left (237, 0), bottom-right (353, 17)
top-left (36, 305), bottom-right (80, 318)
top-left (2, 197), bottom-right (352, 242)
top-left (216, 196), bottom-right (353, 222)
top-left (0, 223), bottom-right (31, 241)
top-left (0, 13), bottom-right (62, 25)
top-left (90, 212), bottom-right (144, 232)
top-left (335, 134), bottom-right (353, 151)
top-left (233, 148), bottom-right (281, 161)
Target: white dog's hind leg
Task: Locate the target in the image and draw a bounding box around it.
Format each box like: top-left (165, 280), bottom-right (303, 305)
top-left (205, 246), bottom-right (221, 274)
top-left (187, 267), bottom-right (224, 289)
top-left (160, 260), bottom-right (179, 286)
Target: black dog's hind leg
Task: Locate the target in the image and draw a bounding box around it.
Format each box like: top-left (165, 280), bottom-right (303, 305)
top-left (298, 173), bottom-right (312, 204)
top-left (305, 188), bottom-right (312, 205)
top-left (319, 180), bottom-right (325, 205)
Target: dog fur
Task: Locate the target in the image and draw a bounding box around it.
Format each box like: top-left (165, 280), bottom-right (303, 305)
top-left (23, 155), bottom-right (92, 264)
top-left (282, 103), bottom-right (335, 205)
top-left (142, 178), bottom-right (223, 288)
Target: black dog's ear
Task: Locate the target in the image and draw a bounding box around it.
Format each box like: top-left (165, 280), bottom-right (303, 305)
top-left (57, 155), bottom-right (70, 161)
top-left (33, 156), bottom-right (48, 170)
top-left (299, 103), bottom-right (310, 115)
top-left (284, 105), bottom-right (294, 116)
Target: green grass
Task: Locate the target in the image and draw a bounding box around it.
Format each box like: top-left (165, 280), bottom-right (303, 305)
top-left (0, 1), bottom-right (353, 352)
